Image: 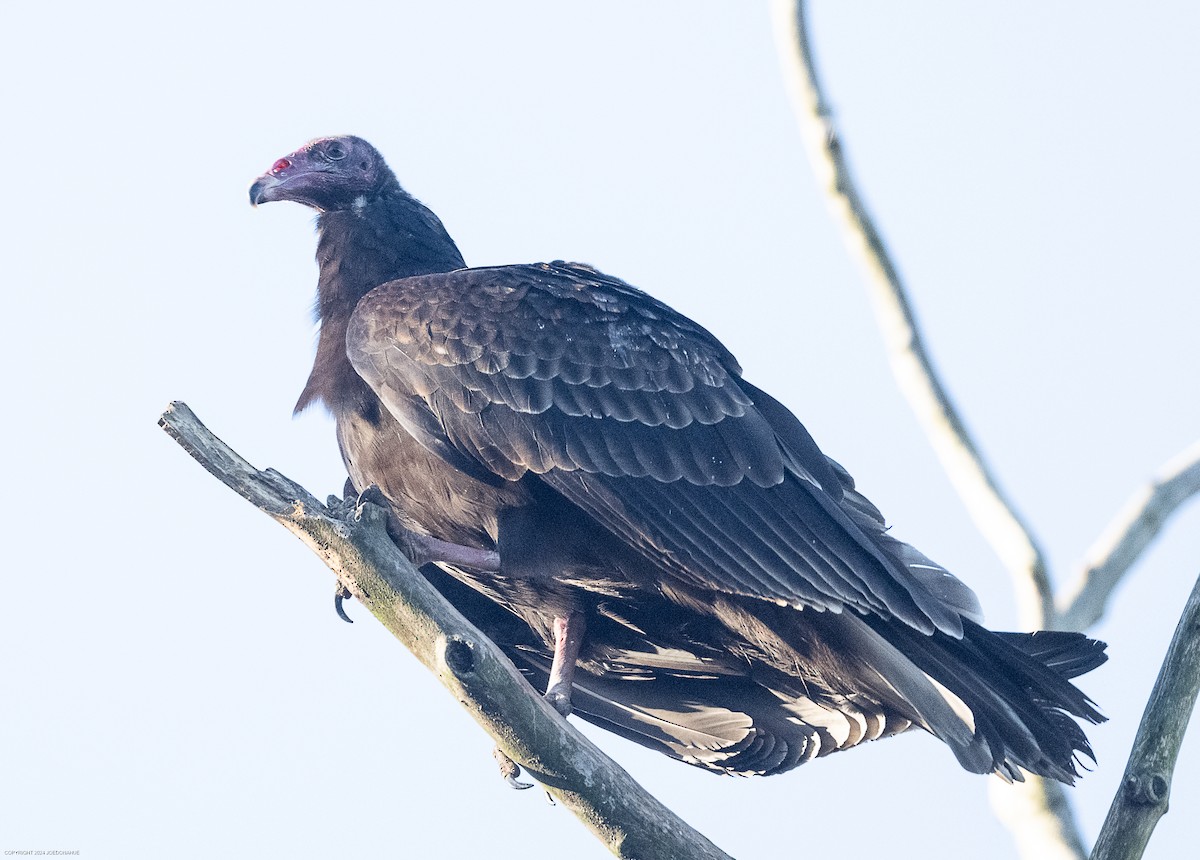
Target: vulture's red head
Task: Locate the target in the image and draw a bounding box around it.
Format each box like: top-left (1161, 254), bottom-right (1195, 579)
top-left (249, 136), bottom-right (395, 212)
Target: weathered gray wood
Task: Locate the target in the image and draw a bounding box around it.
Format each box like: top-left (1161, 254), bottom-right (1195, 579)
top-left (1090, 571), bottom-right (1200, 860)
top-left (1059, 441), bottom-right (1200, 632)
top-left (159, 401), bottom-right (733, 860)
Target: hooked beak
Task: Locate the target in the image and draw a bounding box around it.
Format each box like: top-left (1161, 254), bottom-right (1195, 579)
top-left (249, 173), bottom-right (284, 207)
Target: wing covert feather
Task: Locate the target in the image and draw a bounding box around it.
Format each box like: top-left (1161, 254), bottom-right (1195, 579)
top-left (348, 262), bottom-right (969, 635)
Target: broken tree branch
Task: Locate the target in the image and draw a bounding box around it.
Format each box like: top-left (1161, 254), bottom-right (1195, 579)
top-left (158, 400), bottom-right (732, 860)
top-left (1059, 440), bottom-right (1200, 632)
top-left (1090, 570), bottom-right (1200, 860)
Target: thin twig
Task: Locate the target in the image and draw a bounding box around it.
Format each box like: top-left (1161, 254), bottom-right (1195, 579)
top-left (769, 3), bottom-right (1083, 858)
top-left (1059, 440), bottom-right (1200, 631)
top-left (768, 0), bottom-right (1055, 631)
top-left (1090, 570), bottom-right (1200, 860)
top-left (158, 401), bottom-right (732, 860)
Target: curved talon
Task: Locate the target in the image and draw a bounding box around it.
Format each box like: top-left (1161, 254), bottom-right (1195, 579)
top-left (334, 586), bottom-right (354, 623)
top-left (493, 747), bottom-right (533, 790)
top-left (356, 484), bottom-right (389, 509)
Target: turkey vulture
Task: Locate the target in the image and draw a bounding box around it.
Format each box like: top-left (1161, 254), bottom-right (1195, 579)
top-left (249, 135), bottom-right (1105, 781)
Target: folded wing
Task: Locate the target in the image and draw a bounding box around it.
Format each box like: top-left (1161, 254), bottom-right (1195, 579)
top-left (348, 261), bottom-right (978, 638)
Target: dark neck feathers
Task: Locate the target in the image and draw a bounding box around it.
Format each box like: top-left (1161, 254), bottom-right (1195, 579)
top-left (296, 189), bottom-right (466, 415)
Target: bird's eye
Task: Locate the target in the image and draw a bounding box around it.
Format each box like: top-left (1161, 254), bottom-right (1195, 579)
top-left (326, 143), bottom-right (347, 161)
top-left (271, 158), bottom-right (291, 174)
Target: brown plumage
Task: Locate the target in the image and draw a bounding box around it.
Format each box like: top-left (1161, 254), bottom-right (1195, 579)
top-left (249, 135), bottom-right (1105, 779)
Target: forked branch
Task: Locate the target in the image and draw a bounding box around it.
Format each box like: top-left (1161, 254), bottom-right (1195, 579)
top-left (769, 1), bottom-right (1074, 855)
top-left (770, 5), bottom-right (1200, 860)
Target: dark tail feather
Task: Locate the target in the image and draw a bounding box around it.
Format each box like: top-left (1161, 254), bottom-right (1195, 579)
top-left (969, 628), bottom-right (1106, 781)
top-left (872, 619), bottom-right (1107, 783)
top-left (998, 629), bottom-right (1109, 679)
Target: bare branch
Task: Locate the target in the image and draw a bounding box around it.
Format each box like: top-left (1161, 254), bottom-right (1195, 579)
top-left (768, 4), bottom-right (1089, 857)
top-left (158, 401), bottom-right (733, 860)
top-left (1058, 440), bottom-right (1200, 631)
top-left (1090, 570), bottom-right (1200, 860)
top-left (768, 0), bottom-right (1055, 631)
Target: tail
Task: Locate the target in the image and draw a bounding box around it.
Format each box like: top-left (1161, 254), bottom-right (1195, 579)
top-left (875, 618), bottom-right (1107, 783)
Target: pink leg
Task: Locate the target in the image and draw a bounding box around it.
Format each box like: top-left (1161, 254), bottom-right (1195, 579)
top-left (404, 531), bottom-right (501, 572)
top-left (545, 612), bottom-right (586, 717)
top-left (355, 484), bottom-right (501, 572)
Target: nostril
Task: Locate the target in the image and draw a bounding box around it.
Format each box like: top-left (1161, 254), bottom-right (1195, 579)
top-left (271, 158), bottom-right (291, 173)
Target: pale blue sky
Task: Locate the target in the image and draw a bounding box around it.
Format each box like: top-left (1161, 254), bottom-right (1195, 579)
top-left (3, 3), bottom-right (1198, 858)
